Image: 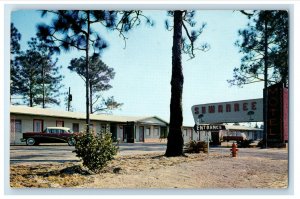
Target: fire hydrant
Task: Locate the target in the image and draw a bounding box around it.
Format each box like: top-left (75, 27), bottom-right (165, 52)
top-left (230, 142), bottom-right (239, 157)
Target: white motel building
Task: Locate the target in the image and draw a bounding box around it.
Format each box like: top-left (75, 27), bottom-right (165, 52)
top-left (10, 105), bottom-right (262, 145)
top-left (10, 105), bottom-right (197, 145)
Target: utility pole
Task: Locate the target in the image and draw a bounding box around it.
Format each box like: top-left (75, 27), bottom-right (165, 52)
top-left (68, 87), bottom-right (72, 111)
top-left (42, 66), bottom-right (45, 108)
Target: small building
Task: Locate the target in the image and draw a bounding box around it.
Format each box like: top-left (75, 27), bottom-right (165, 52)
top-left (221, 125), bottom-right (264, 141)
top-left (183, 124), bottom-right (263, 145)
top-left (10, 105), bottom-right (169, 145)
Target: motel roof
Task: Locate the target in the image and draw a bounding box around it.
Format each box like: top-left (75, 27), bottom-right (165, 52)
top-left (224, 125), bottom-right (263, 131)
top-left (10, 105), bottom-right (168, 125)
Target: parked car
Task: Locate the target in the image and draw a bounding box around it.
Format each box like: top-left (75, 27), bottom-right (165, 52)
top-left (222, 132), bottom-right (247, 142)
top-left (21, 127), bottom-right (79, 146)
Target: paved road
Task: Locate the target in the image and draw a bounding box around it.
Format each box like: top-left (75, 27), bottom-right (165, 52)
top-left (10, 143), bottom-right (168, 165)
top-left (10, 143), bottom-right (288, 165)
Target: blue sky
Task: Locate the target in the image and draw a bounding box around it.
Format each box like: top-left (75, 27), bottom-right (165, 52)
top-left (11, 10), bottom-right (265, 126)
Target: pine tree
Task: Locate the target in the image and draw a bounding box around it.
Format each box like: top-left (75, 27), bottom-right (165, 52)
top-left (11, 37), bottom-right (63, 107)
top-left (37, 10), bottom-right (152, 133)
top-left (10, 23), bottom-right (22, 98)
top-left (165, 11), bottom-right (209, 157)
top-left (228, 10), bottom-right (288, 148)
top-left (68, 54), bottom-right (122, 113)
top-left (10, 23), bottom-right (21, 54)
top-left (228, 10), bottom-right (288, 87)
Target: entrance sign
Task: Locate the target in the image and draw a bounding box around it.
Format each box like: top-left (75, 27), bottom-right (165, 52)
top-left (191, 98), bottom-right (263, 124)
top-left (194, 124), bottom-right (225, 132)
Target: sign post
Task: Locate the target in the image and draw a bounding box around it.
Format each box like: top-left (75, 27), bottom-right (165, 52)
top-left (206, 131), bottom-right (209, 155)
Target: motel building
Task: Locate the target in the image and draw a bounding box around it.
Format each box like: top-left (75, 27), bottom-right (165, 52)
top-left (10, 105), bottom-right (263, 146)
top-left (10, 105), bottom-right (173, 145)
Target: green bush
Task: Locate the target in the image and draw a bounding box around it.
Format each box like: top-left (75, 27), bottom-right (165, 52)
top-left (237, 139), bottom-right (254, 148)
top-left (184, 141), bottom-right (208, 153)
top-left (73, 131), bottom-right (118, 173)
top-left (257, 139), bottom-right (266, 148)
top-left (184, 141), bottom-right (197, 153)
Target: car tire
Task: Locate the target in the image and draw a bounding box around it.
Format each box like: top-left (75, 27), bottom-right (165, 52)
top-left (26, 138), bottom-right (36, 146)
top-left (68, 138), bottom-right (76, 146)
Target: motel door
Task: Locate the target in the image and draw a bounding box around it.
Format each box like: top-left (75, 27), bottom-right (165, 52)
top-left (124, 123), bottom-right (134, 143)
top-left (211, 131), bottom-right (220, 146)
top-left (110, 124), bottom-right (118, 142)
top-left (139, 126), bottom-right (144, 142)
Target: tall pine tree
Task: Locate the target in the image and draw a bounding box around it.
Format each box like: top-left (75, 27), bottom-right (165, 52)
top-left (10, 23), bottom-right (21, 54)
top-left (228, 10), bottom-right (288, 148)
top-left (37, 10), bottom-right (152, 133)
top-left (11, 37), bottom-right (63, 107)
top-left (10, 23), bottom-right (22, 98)
top-left (68, 54), bottom-right (122, 113)
top-left (165, 11), bottom-right (209, 157)
top-left (228, 10), bottom-right (288, 87)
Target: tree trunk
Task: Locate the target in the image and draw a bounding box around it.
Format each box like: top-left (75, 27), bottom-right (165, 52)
top-left (90, 82), bottom-right (93, 114)
top-left (42, 66), bottom-right (45, 108)
top-left (85, 11), bottom-right (91, 134)
top-left (165, 11), bottom-right (184, 157)
top-left (29, 84), bottom-right (33, 107)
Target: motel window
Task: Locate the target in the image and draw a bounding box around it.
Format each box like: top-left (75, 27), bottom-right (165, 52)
top-left (89, 123), bottom-right (94, 130)
top-left (33, 119), bottom-right (43, 132)
top-left (72, 123), bottom-right (79, 132)
top-left (89, 124), bottom-right (96, 133)
top-left (146, 128), bottom-right (151, 136)
top-left (15, 120), bottom-right (22, 133)
top-left (100, 124), bottom-right (108, 133)
top-left (56, 120), bottom-right (64, 127)
top-left (119, 126), bottom-right (124, 140)
top-left (184, 129), bottom-right (188, 136)
top-left (154, 127), bottom-right (159, 136)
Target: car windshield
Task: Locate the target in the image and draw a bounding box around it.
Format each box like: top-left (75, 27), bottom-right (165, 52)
top-left (67, 129), bottom-right (73, 134)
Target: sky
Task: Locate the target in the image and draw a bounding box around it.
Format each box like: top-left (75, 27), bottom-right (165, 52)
top-left (11, 9), bottom-right (266, 126)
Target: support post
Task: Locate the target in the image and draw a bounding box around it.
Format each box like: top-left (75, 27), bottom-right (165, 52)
top-left (68, 87), bottom-right (71, 111)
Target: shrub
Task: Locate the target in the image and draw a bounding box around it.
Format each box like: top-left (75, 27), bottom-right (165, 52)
top-left (184, 141), bottom-right (208, 153)
top-left (237, 139), bottom-right (254, 148)
top-left (73, 131), bottom-right (118, 173)
top-left (184, 141), bottom-right (197, 153)
top-left (257, 139), bottom-right (266, 148)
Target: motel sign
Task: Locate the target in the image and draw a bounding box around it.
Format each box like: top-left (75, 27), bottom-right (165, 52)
top-left (191, 98), bottom-right (263, 124)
